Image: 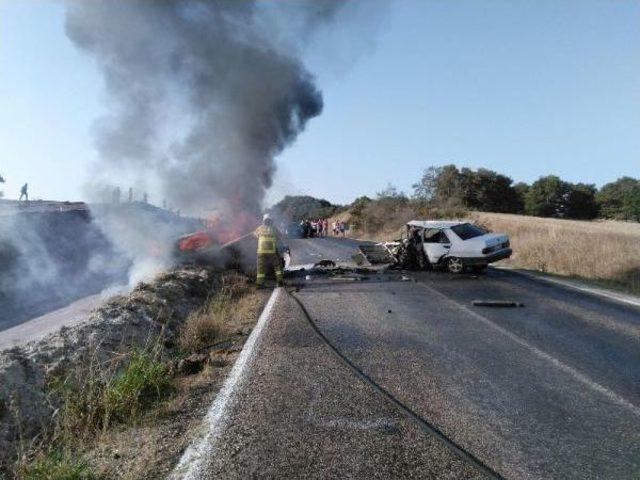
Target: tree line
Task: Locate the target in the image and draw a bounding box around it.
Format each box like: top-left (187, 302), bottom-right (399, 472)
top-left (270, 167), bottom-right (640, 223)
top-left (411, 165), bottom-right (640, 221)
top-left (270, 195), bottom-right (342, 222)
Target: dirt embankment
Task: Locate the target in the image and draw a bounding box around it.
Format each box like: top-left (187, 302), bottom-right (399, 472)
top-left (0, 261), bottom-right (269, 479)
top-left (0, 264), bottom-right (244, 477)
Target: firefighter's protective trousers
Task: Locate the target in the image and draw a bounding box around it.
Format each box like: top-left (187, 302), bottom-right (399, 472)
top-left (255, 225), bottom-right (283, 285)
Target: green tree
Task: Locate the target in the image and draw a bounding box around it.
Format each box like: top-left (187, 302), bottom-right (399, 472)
top-left (525, 175), bottom-right (572, 217)
top-left (620, 184), bottom-right (640, 221)
top-left (435, 165), bottom-right (464, 205)
top-left (461, 168), bottom-right (521, 213)
top-left (566, 183), bottom-right (598, 219)
top-left (414, 165), bottom-right (521, 213)
top-left (412, 166), bottom-right (441, 201)
top-left (596, 177), bottom-right (640, 220)
top-left (513, 182), bottom-right (529, 213)
top-left (270, 195), bottom-right (340, 222)
top-left (350, 196), bottom-right (372, 216)
top-left (376, 183), bottom-right (407, 201)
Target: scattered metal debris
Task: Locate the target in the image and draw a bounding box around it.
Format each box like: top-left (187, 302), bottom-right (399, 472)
top-left (472, 300), bottom-right (524, 308)
top-left (313, 259), bottom-right (336, 268)
top-left (354, 243), bottom-right (398, 266)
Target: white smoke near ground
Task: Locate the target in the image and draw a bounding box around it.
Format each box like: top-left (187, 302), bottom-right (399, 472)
top-left (0, 204), bottom-right (127, 329)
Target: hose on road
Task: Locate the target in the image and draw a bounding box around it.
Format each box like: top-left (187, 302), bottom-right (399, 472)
top-left (286, 288), bottom-right (504, 480)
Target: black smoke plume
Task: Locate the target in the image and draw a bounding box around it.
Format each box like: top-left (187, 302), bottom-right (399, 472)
top-left (65, 1), bottom-right (339, 217)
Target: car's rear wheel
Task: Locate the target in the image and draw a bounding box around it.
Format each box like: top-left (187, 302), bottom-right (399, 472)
top-left (446, 256), bottom-right (464, 274)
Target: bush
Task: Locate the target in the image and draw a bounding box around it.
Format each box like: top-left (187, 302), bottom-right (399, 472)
top-left (50, 346), bottom-right (170, 440)
top-left (102, 349), bottom-right (170, 425)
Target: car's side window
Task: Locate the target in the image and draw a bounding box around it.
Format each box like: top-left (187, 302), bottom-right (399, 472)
top-left (423, 228), bottom-right (441, 243)
top-left (439, 231), bottom-right (451, 244)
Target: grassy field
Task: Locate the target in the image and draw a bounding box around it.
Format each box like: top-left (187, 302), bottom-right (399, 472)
top-left (471, 212), bottom-right (640, 294)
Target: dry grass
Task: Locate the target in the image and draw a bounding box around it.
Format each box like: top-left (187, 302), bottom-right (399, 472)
top-left (178, 272), bottom-right (252, 353)
top-left (472, 212), bottom-right (640, 293)
top-left (179, 308), bottom-right (226, 353)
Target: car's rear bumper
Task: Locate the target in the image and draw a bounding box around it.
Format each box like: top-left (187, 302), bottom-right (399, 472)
top-left (461, 248), bottom-right (512, 266)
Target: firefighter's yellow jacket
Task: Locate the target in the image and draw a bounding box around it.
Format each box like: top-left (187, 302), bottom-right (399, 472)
top-left (253, 224), bottom-right (283, 255)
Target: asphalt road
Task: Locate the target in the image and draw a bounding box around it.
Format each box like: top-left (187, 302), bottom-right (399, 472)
top-left (192, 237), bottom-right (640, 479)
top-left (0, 291), bottom-right (110, 349)
top-left (287, 235), bottom-right (365, 266)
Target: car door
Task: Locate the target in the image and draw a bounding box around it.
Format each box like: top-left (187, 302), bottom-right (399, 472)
top-left (422, 228), bottom-right (451, 264)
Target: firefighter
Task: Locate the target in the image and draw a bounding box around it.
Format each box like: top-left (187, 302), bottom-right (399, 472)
top-left (254, 213), bottom-right (284, 287)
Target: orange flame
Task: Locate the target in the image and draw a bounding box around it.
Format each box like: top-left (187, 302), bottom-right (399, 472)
top-left (179, 203), bottom-right (258, 252)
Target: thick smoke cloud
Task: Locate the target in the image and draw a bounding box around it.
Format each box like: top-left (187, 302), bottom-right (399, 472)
top-left (65, 0), bottom-right (342, 217)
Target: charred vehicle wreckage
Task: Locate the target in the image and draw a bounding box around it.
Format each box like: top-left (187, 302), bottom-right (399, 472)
top-left (355, 220), bottom-right (512, 273)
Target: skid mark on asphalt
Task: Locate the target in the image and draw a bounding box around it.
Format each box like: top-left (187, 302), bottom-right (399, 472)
top-left (417, 281), bottom-right (640, 417)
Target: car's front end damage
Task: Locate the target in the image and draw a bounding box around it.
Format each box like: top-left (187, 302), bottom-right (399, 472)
top-left (354, 220), bottom-right (513, 273)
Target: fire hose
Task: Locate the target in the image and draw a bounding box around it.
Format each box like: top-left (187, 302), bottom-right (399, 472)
top-left (285, 287), bottom-right (504, 480)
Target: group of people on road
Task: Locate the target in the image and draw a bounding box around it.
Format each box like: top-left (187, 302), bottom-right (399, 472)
top-left (333, 220), bottom-right (347, 237)
top-left (300, 219), bottom-right (328, 238)
top-left (299, 218), bottom-right (347, 238)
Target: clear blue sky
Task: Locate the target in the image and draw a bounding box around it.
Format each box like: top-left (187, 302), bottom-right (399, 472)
top-left (1, 0), bottom-right (639, 205)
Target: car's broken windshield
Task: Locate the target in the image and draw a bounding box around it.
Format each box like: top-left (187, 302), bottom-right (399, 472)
top-left (451, 223), bottom-right (486, 240)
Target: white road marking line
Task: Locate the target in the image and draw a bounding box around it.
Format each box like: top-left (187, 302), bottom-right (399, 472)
top-left (170, 287), bottom-right (282, 480)
top-left (496, 267), bottom-right (640, 308)
top-left (418, 281), bottom-right (640, 417)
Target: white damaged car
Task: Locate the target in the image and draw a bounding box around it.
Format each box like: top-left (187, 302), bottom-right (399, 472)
top-left (405, 220), bottom-right (512, 273)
